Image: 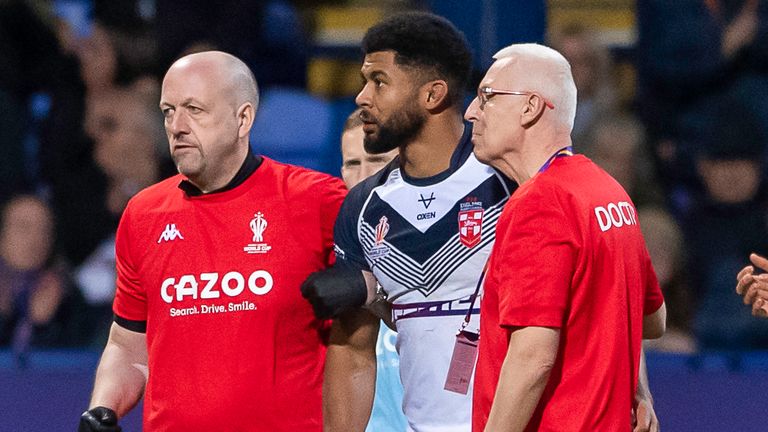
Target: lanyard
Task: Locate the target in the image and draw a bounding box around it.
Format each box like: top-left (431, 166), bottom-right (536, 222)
top-left (457, 146), bottom-right (572, 333)
top-left (459, 261), bottom-right (489, 333)
top-left (538, 146), bottom-right (573, 173)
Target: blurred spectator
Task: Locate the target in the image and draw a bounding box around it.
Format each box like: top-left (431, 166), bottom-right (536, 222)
top-left (0, 0), bottom-right (66, 203)
top-left (0, 0), bottom-right (108, 268)
top-left (74, 19), bottom-right (157, 94)
top-left (75, 82), bottom-right (170, 345)
top-left (639, 207), bottom-right (697, 354)
top-left (38, 2), bottom-right (159, 268)
top-left (587, 114), bottom-right (663, 207)
top-left (156, 0), bottom-right (309, 88)
top-left (684, 101), bottom-right (768, 350)
top-left (0, 195), bottom-right (73, 357)
top-left (637, 0), bottom-right (768, 200)
top-left (85, 82), bottom-right (168, 214)
top-left (0, 89), bottom-right (26, 205)
top-left (549, 23), bottom-right (619, 151)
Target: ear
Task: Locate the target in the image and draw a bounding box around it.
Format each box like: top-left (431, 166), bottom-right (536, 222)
top-left (422, 80), bottom-right (449, 110)
top-left (520, 93), bottom-right (546, 128)
top-left (237, 102), bottom-right (255, 139)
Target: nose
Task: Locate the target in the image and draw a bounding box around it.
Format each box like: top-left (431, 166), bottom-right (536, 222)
top-left (464, 97), bottom-right (480, 122)
top-left (356, 82), bottom-right (372, 108)
top-left (166, 110), bottom-right (190, 136)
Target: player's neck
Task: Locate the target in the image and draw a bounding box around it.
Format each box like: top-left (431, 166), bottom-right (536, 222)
top-left (400, 114), bottom-right (465, 179)
top-left (498, 133), bottom-right (572, 185)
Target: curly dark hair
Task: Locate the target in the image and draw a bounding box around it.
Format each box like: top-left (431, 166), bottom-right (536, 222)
top-left (362, 11), bottom-right (472, 107)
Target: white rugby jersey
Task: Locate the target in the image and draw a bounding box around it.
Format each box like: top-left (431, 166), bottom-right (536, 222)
top-left (334, 128), bottom-right (514, 432)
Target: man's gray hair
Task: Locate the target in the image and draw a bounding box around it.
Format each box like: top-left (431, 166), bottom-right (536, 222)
top-left (493, 43), bottom-right (577, 132)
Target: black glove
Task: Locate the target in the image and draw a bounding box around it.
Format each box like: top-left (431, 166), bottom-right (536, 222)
top-left (301, 267), bottom-right (368, 319)
top-left (78, 406), bottom-right (121, 432)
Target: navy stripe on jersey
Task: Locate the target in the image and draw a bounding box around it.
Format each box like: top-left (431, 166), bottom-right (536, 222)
top-left (392, 297), bottom-right (480, 321)
top-left (359, 175), bottom-right (509, 262)
top-left (333, 123), bottom-right (516, 304)
top-left (360, 201), bottom-right (505, 298)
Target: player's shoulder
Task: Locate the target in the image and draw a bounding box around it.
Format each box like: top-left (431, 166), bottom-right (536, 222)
top-left (345, 156), bottom-right (399, 207)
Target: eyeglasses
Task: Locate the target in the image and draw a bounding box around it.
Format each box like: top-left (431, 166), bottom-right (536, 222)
top-left (477, 86), bottom-right (555, 111)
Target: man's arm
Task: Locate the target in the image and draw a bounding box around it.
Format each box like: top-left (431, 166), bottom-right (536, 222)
top-left (324, 304), bottom-right (380, 432)
top-left (643, 303), bottom-right (666, 339)
top-left (633, 347), bottom-right (659, 432)
top-left (300, 259), bottom-right (380, 430)
top-left (89, 322), bottom-right (148, 417)
top-left (484, 326), bottom-right (560, 432)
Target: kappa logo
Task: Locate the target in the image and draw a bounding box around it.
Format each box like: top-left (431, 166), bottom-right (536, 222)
top-left (244, 212), bottom-right (272, 254)
top-left (157, 224), bottom-right (184, 243)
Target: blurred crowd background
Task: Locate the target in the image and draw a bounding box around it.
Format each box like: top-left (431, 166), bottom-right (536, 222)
top-left (1, 0), bottom-right (768, 361)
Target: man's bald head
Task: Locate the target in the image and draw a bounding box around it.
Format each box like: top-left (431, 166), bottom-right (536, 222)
top-left (166, 51), bottom-right (259, 112)
top-left (492, 44), bottom-right (577, 132)
top-left (160, 50), bottom-right (258, 193)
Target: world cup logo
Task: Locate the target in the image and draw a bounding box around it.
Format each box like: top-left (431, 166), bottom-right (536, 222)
top-left (250, 212), bottom-right (267, 242)
top-left (375, 216), bottom-right (389, 244)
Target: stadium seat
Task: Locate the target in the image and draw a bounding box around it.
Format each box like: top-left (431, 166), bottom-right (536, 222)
top-left (250, 87), bottom-right (338, 174)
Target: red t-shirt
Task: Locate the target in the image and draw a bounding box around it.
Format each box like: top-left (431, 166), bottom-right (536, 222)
top-left (473, 155), bottom-right (664, 432)
top-left (113, 157), bottom-right (346, 431)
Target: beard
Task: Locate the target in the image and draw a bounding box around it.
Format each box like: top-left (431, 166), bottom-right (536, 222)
top-left (362, 101), bottom-right (426, 154)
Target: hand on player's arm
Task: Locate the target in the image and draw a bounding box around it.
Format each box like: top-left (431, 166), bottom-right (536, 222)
top-left (633, 347), bottom-right (659, 432)
top-left (324, 305), bottom-right (380, 432)
top-left (484, 326), bottom-right (559, 432)
top-left (79, 322), bottom-right (148, 432)
top-left (301, 267), bottom-right (377, 319)
top-left (736, 254), bottom-right (768, 318)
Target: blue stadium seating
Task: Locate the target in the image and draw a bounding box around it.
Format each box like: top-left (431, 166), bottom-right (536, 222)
top-left (5, 349), bottom-right (768, 431)
top-left (250, 87), bottom-right (339, 175)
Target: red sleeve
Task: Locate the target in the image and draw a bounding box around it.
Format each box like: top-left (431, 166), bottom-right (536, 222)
top-left (112, 200), bottom-right (148, 322)
top-left (642, 252), bottom-right (665, 315)
top-left (495, 185), bottom-right (579, 329)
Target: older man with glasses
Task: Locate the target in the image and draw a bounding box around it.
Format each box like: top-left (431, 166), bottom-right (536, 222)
top-left (465, 43), bottom-right (667, 432)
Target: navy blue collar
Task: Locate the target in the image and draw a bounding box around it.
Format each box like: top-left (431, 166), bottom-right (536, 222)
top-left (401, 124), bottom-right (474, 187)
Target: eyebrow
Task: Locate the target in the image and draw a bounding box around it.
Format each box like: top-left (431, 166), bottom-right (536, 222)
top-left (361, 69), bottom-right (388, 81)
top-left (370, 71), bottom-right (387, 81)
top-left (366, 155), bottom-right (392, 162)
top-left (159, 98), bottom-right (206, 109)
